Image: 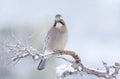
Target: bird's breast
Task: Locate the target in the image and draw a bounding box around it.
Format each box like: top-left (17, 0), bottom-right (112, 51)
top-left (46, 26), bottom-right (68, 51)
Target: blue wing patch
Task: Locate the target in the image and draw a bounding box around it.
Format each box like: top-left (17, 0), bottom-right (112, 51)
top-left (42, 29), bottom-right (52, 53)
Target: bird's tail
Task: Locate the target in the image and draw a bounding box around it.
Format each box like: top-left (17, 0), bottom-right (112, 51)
top-left (37, 57), bottom-right (47, 70)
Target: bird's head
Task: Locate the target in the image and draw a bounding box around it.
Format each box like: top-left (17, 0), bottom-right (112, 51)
top-left (54, 14), bottom-right (65, 26)
top-left (55, 14), bottom-right (63, 22)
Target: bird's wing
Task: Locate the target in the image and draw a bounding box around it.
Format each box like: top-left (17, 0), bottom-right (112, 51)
top-left (42, 29), bottom-right (52, 53)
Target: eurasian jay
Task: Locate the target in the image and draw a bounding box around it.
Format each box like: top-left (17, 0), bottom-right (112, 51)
top-left (37, 14), bottom-right (68, 70)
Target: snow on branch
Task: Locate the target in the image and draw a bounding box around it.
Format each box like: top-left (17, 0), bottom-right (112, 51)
top-left (6, 40), bottom-right (41, 64)
top-left (6, 40), bottom-right (120, 79)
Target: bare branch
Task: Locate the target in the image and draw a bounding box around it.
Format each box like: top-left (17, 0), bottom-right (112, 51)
top-left (55, 51), bottom-right (120, 79)
top-left (6, 42), bottom-right (120, 79)
top-left (6, 40), bottom-right (41, 64)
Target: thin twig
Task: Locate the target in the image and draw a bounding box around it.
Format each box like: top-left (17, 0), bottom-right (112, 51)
top-left (6, 42), bottom-right (120, 79)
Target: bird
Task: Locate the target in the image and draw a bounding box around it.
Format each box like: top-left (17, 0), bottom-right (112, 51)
top-left (37, 14), bottom-right (68, 70)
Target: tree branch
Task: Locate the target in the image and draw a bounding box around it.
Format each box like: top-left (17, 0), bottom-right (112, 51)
top-left (6, 41), bottom-right (120, 79)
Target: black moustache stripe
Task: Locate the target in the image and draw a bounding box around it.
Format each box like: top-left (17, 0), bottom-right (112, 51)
top-left (53, 21), bottom-right (65, 27)
top-left (53, 21), bottom-right (57, 27)
top-left (59, 21), bottom-right (65, 25)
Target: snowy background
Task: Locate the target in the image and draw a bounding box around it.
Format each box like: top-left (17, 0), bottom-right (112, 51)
top-left (0, 0), bottom-right (120, 79)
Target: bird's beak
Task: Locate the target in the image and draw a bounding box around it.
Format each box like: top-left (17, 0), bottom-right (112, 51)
top-left (55, 18), bottom-right (62, 22)
top-left (54, 14), bottom-right (65, 25)
top-left (55, 14), bottom-right (63, 22)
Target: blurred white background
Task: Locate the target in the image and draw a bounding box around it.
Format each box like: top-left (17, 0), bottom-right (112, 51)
top-left (0, 0), bottom-right (120, 79)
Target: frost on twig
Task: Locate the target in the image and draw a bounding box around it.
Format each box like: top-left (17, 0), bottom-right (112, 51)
top-left (6, 40), bottom-right (120, 79)
top-left (56, 55), bottom-right (120, 79)
top-left (6, 40), bottom-right (41, 64)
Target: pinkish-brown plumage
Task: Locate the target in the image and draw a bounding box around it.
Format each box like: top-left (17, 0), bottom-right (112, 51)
top-left (38, 14), bottom-right (68, 70)
top-left (46, 25), bottom-right (68, 51)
